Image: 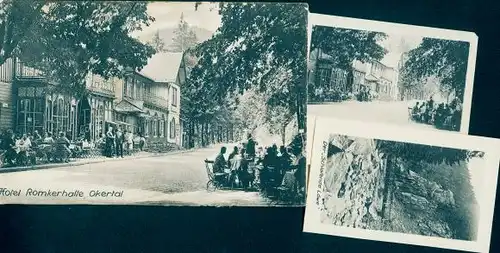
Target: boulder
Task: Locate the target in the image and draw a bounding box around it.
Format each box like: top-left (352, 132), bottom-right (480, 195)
top-left (431, 188), bottom-right (455, 207)
top-left (398, 191), bottom-right (436, 213)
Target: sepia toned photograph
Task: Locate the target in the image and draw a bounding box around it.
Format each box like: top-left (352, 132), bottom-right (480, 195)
top-left (307, 14), bottom-right (477, 133)
top-left (303, 117), bottom-right (500, 253)
top-left (0, 1), bottom-right (307, 206)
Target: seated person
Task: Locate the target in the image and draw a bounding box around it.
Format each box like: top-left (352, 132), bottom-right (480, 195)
top-left (227, 146), bottom-right (239, 169)
top-left (55, 132), bottom-right (71, 163)
top-left (214, 147), bottom-right (228, 173)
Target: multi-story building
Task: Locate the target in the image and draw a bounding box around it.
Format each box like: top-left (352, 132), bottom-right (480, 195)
top-left (0, 59), bottom-right (79, 139)
top-left (113, 52), bottom-right (184, 146)
top-left (0, 52), bottom-right (185, 147)
top-left (308, 48), bottom-right (349, 94)
top-left (309, 48), bottom-right (398, 101)
top-left (78, 73), bottom-right (118, 141)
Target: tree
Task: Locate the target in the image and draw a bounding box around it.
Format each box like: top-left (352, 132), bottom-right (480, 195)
top-left (170, 13), bottom-right (198, 52)
top-left (148, 29), bottom-right (166, 53)
top-left (310, 26), bottom-right (388, 70)
top-left (8, 1), bottom-right (156, 96)
top-left (376, 140), bottom-right (480, 167)
top-left (403, 38), bottom-right (470, 101)
top-left (0, 0), bottom-right (45, 64)
top-left (265, 104), bottom-right (294, 146)
top-left (232, 90), bottom-right (268, 134)
top-left (190, 3), bottom-right (308, 132)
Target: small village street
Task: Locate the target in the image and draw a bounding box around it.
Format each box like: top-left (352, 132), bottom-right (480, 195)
top-left (0, 143), bottom-right (269, 206)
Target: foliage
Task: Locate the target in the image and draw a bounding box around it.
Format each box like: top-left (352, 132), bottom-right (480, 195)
top-left (4, 1), bottom-right (155, 96)
top-left (265, 104), bottom-right (294, 145)
top-left (403, 38), bottom-right (470, 101)
top-left (376, 139), bottom-right (482, 166)
top-left (187, 2), bottom-right (308, 131)
top-left (0, 0), bottom-right (45, 64)
top-left (310, 25), bottom-right (388, 70)
top-left (231, 89), bottom-right (267, 133)
top-left (169, 13), bottom-right (198, 52)
top-left (148, 29), bottom-right (166, 53)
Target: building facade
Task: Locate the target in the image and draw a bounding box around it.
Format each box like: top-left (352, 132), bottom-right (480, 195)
top-left (309, 48), bottom-right (398, 101)
top-left (0, 52), bottom-right (184, 147)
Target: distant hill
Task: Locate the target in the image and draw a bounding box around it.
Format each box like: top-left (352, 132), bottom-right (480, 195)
top-left (139, 26), bottom-right (214, 51)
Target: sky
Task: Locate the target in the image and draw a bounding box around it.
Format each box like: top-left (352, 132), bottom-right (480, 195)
top-left (378, 34), bottom-right (423, 68)
top-left (132, 2), bottom-right (222, 37)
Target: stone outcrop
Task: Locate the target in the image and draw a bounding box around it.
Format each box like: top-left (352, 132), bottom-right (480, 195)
top-left (320, 135), bottom-right (460, 239)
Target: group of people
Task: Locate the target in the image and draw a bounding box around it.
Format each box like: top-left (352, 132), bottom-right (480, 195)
top-left (410, 96), bottom-right (462, 131)
top-left (212, 133), bottom-right (305, 194)
top-left (0, 125), bottom-right (149, 167)
top-left (0, 129), bottom-right (72, 167)
top-left (95, 126), bottom-right (145, 158)
top-left (356, 86), bottom-right (377, 102)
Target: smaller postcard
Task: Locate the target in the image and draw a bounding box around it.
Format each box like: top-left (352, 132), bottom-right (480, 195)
top-left (303, 117), bottom-right (500, 253)
top-left (307, 14), bottom-right (478, 134)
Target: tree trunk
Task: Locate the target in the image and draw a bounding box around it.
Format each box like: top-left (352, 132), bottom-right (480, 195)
top-left (189, 121), bottom-right (195, 148)
top-left (201, 122), bottom-right (206, 147)
top-left (281, 125), bottom-right (286, 146)
top-left (381, 155), bottom-right (395, 222)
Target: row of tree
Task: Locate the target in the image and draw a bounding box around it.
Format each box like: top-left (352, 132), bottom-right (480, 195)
top-left (179, 3), bottom-right (308, 148)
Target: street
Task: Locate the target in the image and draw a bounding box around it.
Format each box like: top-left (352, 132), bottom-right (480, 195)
top-left (308, 100), bottom-right (436, 131)
top-left (0, 144), bottom-right (271, 206)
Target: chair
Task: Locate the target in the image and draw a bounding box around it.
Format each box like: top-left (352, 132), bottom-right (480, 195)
top-left (407, 107), bottom-right (413, 122)
top-left (275, 171), bottom-right (299, 205)
top-left (205, 159), bottom-right (227, 191)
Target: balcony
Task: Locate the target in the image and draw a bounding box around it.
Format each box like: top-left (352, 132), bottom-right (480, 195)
top-left (88, 81), bottom-right (115, 97)
top-left (144, 92), bottom-right (168, 109)
top-left (15, 61), bottom-right (45, 79)
top-left (87, 75), bottom-right (116, 97)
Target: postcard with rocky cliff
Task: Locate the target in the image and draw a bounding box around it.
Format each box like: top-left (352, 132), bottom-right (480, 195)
top-left (307, 14), bottom-right (478, 134)
top-left (0, 2), bottom-right (308, 207)
top-left (303, 117), bottom-right (500, 253)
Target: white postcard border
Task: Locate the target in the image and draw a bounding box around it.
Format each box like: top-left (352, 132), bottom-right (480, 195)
top-left (303, 117), bottom-right (500, 253)
top-left (307, 13), bottom-right (478, 135)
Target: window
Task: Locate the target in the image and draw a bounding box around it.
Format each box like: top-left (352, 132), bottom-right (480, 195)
top-left (169, 118), bottom-right (176, 139)
top-left (17, 98), bottom-right (44, 135)
top-left (171, 87), bottom-right (178, 107)
top-left (156, 114), bottom-right (161, 137)
top-left (51, 96), bottom-right (71, 134)
top-left (160, 115), bottom-right (165, 137)
top-left (317, 68), bottom-right (331, 89)
top-left (147, 118), bottom-right (153, 136)
top-left (94, 104), bottom-right (104, 138)
top-left (153, 113), bottom-right (158, 137)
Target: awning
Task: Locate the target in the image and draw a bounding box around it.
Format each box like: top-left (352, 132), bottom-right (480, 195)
top-left (138, 113), bottom-right (153, 119)
top-left (114, 100), bottom-right (144, 113)
top-left (115, 121), bottom-right (132, 126)
top-left (365, 74), bottom-right (379, 82)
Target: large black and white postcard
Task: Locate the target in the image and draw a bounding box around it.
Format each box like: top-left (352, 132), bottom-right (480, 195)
top-left (0, 2), bottom-right (307, 207)
top-left (303, 117), bottom-right (500, 252)
top-left (307, 14), bottom-right (478, 134)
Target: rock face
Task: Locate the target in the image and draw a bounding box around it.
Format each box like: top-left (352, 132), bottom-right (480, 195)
top-left (320, 135), bottom-right (460, 239)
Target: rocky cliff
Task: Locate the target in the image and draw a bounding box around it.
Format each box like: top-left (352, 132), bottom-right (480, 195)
top-left (320, 135), bottom-right (479, 241)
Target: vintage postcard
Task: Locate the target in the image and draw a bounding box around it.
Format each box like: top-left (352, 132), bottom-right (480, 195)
top-left (307, 14), bottom-right (478, 134)
top-left (303, 117), bottom-right (500, 252)
top-left (0, 2), bottom-right (308, 206)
